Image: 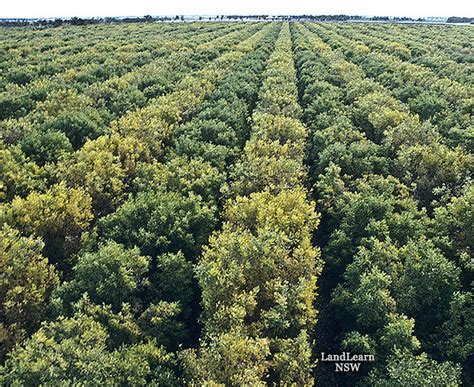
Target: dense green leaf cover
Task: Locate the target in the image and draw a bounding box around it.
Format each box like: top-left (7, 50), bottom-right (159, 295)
top-left (0, 21), bottom-right (472, 385)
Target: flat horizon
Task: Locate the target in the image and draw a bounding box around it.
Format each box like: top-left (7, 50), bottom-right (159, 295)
top-left (0, 13), bottom-right (469, 21)
top-left (2, 0), bottom-right (473, 20)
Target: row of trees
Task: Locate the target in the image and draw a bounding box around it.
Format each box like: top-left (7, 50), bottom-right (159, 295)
top-left (0, 23), bottom-right (251, 136)
top-left (1, 22), bottom-right (230, 89)
top-left (0, 24), bottom-right (279, 384)
top-left (335, 23), bottom-right (473, 77)
top-left (0, 21), bottom-right (471, 384)
top-left (183, 23), bottom-right (322, 385)
top-left (293, 22), bottom-right (472, 385)
top-left (1, 23), bottom-right (247, 158)
top-left (309, 22), bottom-right (473, 150)
top-left (0, 23), bottom-right (263, 203)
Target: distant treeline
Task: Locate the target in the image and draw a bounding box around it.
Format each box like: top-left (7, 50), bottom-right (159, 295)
top-left (0, 14), bottom-right (471, 27)
top-left (446, 16), bottom-right (473, 23)
top-left (0, 15), bottom-right (167, 27)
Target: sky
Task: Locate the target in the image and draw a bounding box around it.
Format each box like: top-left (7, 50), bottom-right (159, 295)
top-left (1, 0), bottom-right (473, 19)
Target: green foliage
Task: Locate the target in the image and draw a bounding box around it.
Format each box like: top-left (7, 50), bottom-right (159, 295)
top-left (0, 21), bottom-right (471, 384)
top-left (99, 189), bottom-right (216, 258)
top-left (138, 301), bottom-right (186, 351)
top-left (440, 291), bottom-right (474, 365)
top-left (58, 134), bottom-right (151, 215)
top-left (46, 108), bottom-right (105, 149)
top-left (198, 189), bottom-right (320, 336)
top-left (433, 185), bottom-right (473, 286)
top-left (181, 330), bottom-right (270, 385)
top-left (229, 113), bottom-right (308, 196)
top-left (3, 182), bottom-right (93, 270)
top-left (0, 226), bottom-right (59, 361)
top-left (271, 331), bottom-right (315, 385)
top-left (352, 91), bottom-right (410, 142)
top-left (87, 78), bottom-right (146, 117)
top-left (312, 125), bottom-right (389, 179)
top-left (408, 91), bottom-right (448, 120)
top-left (395, 238), bottom-right (460, 334)
top-left (366, 349), bottom-right (461, 387)
top-left (192, 24), bottom-right (320, 386)
top-left (147, 252), bottom-right (193, 318)
top-left (20, 129), bottom-right (73, 166)
top-left (0, 313), bottom-right (178, 386)
top-left (324, 175), bottom-right (427, 272)
top-left (134, 157), bottom-right (225, 207)
top-left (396, 143), bottom-right (472, 209)
top-left (0, 142), bottom-right (43, 202)
top-left (53, 241), bottom-right (150, 310)
top-left (294, 22), bottom-right (471, 384)
top-left (0, 92), bottom-right (34, 120)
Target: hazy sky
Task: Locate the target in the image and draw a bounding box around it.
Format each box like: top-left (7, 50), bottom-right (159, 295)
top-left (1, 0), bottom-right (473, 19)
